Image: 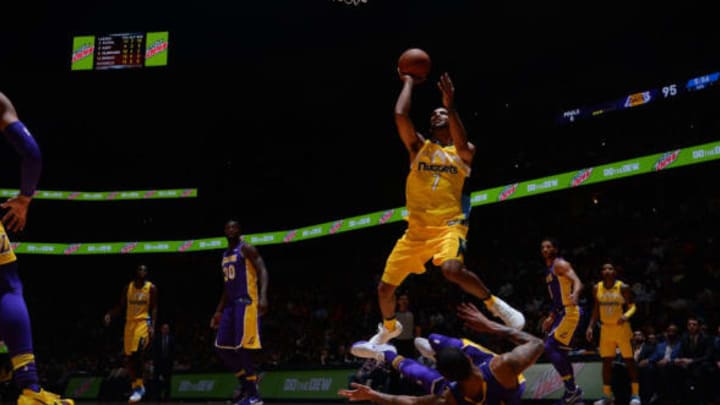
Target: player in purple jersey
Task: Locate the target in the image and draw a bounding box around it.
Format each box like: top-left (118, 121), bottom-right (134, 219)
top-left (210, 220), bottom-right (269, 405)
top-left (341, 302), bottom-right (544, 405)
top-left (1, 91), bottom-right (74, 405)
top-left (541, 238), bottom-right (584, 405)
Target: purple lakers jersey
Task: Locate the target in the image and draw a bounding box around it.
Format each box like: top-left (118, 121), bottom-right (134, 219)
top-left (445, 339), bottom-right (525, 405)
top-left (222, 242), bottom-right (259, 303)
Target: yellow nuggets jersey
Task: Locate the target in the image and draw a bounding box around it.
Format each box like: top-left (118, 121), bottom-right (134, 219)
top-left (124, 281), bottom-right (152, 355)
top-left (0, 222), bottom-right (17, 266)
top-left (597, 280), bottom-right (625, 324)
top-left (406, 140), bottom-right (471, 227)
top-left (597, 280), bottom-right (632, 358)
top-left (126, 281), bottom-right (152, 321)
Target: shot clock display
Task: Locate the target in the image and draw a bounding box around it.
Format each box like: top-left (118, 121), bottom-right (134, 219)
top-left (71, 31), bottom-right (169, 71)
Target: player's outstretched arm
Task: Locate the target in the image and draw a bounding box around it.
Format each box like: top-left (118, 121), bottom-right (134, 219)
top-left (339, 382), bottom-right (448, 405)
top-left (437, 73), bottom-right (474, 165)
top-left (457, 303), bottom-right (544, 386)
top-left (394, 73), bottom-right (425, 159)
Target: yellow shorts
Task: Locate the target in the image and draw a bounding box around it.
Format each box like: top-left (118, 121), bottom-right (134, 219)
top-left (599, 323), bottom-right (633, 358)
top-left (381, 223), bottom-right (468, 286)
top-left (549, 305), bottom-right (580, 347)
top-left (124, 319), bottom-right (150, 356)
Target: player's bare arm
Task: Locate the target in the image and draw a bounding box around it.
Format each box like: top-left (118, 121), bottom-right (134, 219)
top-left (105, 285), bottom-right (129, 325)
top-left (586, 284), bottom-right (600, 341)
top-left (149, 284), bottom-right (158, 340)
top-left (211, 289), bottom-right (227, 329)
top-left (437, 73), bottom-right (474, 165)
top-left (243, 243), bottom-right (269, 315)
top-left (457, 302), bottom-right (543, 387)
top-left (339, 382), bottom-right (448, 405)
top-left (554, 259), bottom-right (583, 304)
top-left (0, 92), bottom-right (19, 127)
top-left (395, 73), bottom-right (425, 160)
top-left (619, 283), bottom-right (635, 324)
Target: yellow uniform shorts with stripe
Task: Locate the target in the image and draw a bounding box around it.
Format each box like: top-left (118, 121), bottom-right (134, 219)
top-left (599, 323), bottom-right (633, 358)
top-left (124, 319), bottom-right (150, 356)
top-left (549, 305), bottom-right (581, 347)
top-left (382, 223), bottom-right (467, 287)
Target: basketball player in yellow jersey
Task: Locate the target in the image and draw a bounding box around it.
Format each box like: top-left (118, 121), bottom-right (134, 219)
top-left (104, 264), bottom-right (158, 403)
top-left (586, 263), bottom-right (640, 405)
top-left (369, 72), bottom-right (524, 346)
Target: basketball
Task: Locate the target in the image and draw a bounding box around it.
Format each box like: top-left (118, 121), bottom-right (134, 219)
top-left (398, 48), bottom-right (431, 80)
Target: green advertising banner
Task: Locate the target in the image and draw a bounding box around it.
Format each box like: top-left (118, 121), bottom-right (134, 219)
top-left (0, 188), bottom-right (197, 201)
top-left (70, 36), bottom-right (95, 70)
top-left (260, 369), bottom-right (356, 400)
top-left (144, 31), bottom-right (169, 66)
top-left (66, 364), bottom-right (601, 401)
top-left (64, 376), bottom-right (102, 399)
top-left (171, 373), bottom-right (238, 399)
top-left (10, 140), bottom-right (720, 255)
top-left (0, 341), bottom-right (7, 354)
top-left (171, 369), bottom-right (356, 400)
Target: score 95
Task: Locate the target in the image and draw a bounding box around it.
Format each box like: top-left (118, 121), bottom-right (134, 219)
top-left (662, 84), bottom-right (678, 98)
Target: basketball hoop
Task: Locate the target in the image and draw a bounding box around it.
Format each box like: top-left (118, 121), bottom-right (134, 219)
top-left (332, 0), bottom-right (368, 6)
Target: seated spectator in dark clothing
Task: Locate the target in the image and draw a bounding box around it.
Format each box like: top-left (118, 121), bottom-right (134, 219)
top-left (649, 323), bottom-right (682, 403)
top-left (633, 330), bottom-right (657, 404)
top-left (674, 317), bottom-right (715, 402)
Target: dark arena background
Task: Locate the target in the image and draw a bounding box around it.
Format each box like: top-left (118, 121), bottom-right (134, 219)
top-left (1, 1), bottom-right (720, 405)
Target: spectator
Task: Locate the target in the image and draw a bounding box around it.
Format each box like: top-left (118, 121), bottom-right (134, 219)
top-left (649, 323), bottom-right (682, 403)
top-left (152, 323), bottom-right (175, 402)
top-left (674, 316), bottom-right (714, 402)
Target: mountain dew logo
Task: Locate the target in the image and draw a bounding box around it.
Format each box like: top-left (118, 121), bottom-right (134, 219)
top-left (10, 242), bottom-right (20, 251)
top-left (68, 192), bottom-right (81, 200)
top-left (529, 363), bottom-right (585, 399)
top-left (106, 192), bottom-right (119, 200)
top-left (178, 240), bottom-right (194, 252)
top-left (498, 183), bottom-right (519, 201)
top-left (71, 36), bottom-right (95, 71)
top-left (64, 244), bottom-right (82, 255)
top-left (145, 39), bottom-right (168, 59)
top-left (120, 242), bottom-right (138, 254)
top-left (72, 378), bottom-right (95, 397)
top-left (329, 221), bottom-right (343, 234)
top-left (570, 168), bottom-right (593, 187)
top-left (71, 43), bottom-right (94, 63)
top-left (144, 32), bottom-right (169, 67)
top-left (144, 190), bottom-right (158, 198)
top-left (379, 210), bottom-right (394, 224)
top-left (283, 230), bottom-right (298, 243)
top-left (654, 150), bottom-right (681, 171)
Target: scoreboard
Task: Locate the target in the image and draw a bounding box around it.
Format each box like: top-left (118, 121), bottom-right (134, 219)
top-left (71, 31), bottom-right (169, 71)
top-left (557, 71), bottom-right (719, 125)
